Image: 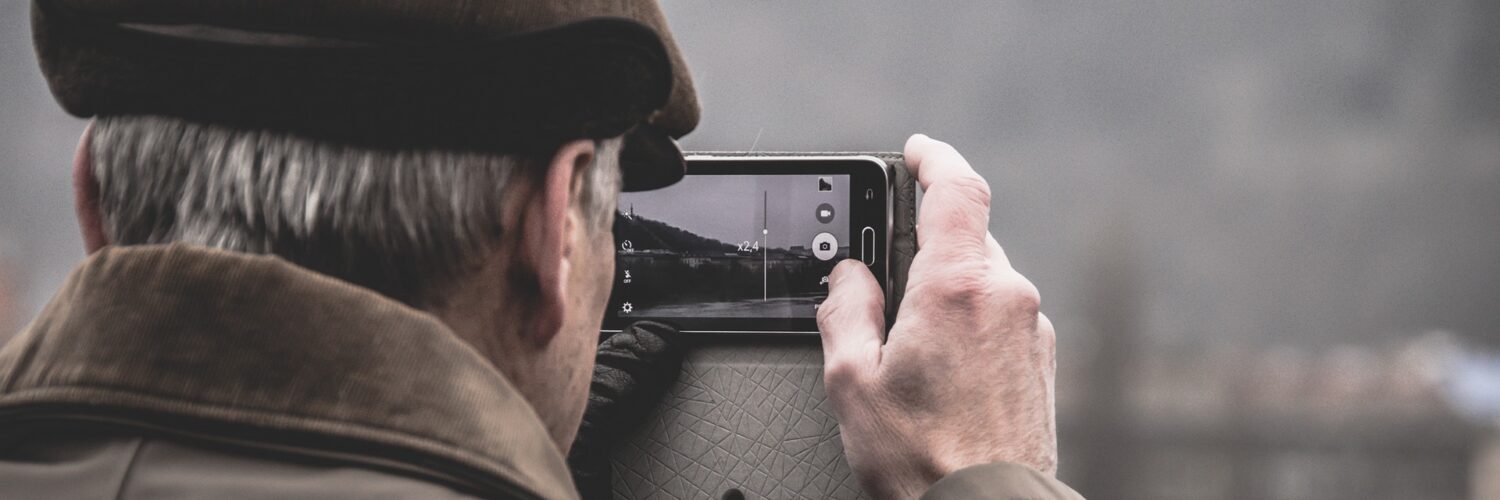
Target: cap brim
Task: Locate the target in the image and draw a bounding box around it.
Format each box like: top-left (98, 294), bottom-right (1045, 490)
top-left (35, 5), bottom-right (675, 158)
top-left (620, 124), bottom-right (685, 192)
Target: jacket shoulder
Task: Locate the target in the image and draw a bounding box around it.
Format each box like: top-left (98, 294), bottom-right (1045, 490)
top-left (920, 462), bottom-right (1085, 500)
top-left (0, 429), bottom-right (494, 499)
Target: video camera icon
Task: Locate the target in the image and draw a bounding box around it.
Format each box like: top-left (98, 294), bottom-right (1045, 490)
top-left (812, 232), bottom-right (837, 261)
top-left (815, 203), bottom-right (835, 224)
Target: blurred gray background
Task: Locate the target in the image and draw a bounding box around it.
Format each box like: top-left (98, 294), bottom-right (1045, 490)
top-left (2, 1), bottom-right (1498, 498)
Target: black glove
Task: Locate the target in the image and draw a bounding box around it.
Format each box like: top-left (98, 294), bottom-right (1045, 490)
top-left (568, 321), bottom-right (684, 500)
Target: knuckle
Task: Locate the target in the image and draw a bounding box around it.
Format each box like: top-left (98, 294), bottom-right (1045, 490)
top-left (940, 174), bottom-right (993, 210)
top-left (926, 268), bottom-right (992, 307)
top-left (918, 271), bottom-right (1041, 328)
top-left (823, 357), bottom-right (865, 393)
top-left (996, 273), bottom-right (1042, 315)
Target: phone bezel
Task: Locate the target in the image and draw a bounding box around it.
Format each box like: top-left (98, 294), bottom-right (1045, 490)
top-left (602, 154), bottom-right (893, 335)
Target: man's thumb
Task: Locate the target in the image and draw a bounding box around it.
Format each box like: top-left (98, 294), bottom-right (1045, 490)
top-left (817, 260), bottom-right (886, 386)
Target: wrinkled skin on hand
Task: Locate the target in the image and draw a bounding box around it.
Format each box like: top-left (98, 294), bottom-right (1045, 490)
top-left (817, 135), bottom-right (1057, 500)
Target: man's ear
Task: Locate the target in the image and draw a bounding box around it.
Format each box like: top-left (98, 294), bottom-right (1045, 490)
top-left (74, 122), bottom-right (108, 254)
top-left (516, 139), bottom-right (597, 346)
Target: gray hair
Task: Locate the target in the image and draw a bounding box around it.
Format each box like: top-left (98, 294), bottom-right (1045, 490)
top-left (89, 115), bottom-right (622, 304)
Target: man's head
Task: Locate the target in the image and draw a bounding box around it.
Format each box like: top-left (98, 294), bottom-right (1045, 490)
top-left (37, 0), bottom-right (701, 453)
top-left (75, 115), bottom-right (623, 450)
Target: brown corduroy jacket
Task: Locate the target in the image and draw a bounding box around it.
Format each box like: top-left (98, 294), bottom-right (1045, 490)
top-left (0, 244), bottom-right (1081, 499)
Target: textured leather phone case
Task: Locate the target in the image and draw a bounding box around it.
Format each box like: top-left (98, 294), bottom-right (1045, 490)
top-left (611, 152), bottom-right (916, 499)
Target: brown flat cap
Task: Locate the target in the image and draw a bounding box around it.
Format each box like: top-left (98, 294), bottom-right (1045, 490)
top-left (32, 0), bottom-right (699, 191)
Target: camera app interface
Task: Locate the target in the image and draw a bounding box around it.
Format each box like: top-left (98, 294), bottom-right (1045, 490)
top-left (610, 174), bottom-right (850, 321)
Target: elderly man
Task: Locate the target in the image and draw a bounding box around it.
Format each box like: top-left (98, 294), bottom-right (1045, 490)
top-left (0, 0), bottom-right (1079, 498)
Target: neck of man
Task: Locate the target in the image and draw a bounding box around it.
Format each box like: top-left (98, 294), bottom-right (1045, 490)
top-left (423, 251), bottom-right (586, 454)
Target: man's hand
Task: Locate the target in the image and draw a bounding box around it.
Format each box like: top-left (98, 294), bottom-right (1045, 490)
top-left (817, 134), bottom-right (1057, 499)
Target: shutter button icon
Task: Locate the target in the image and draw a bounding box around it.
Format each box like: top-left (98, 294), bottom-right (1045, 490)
top-left (812, 232), bottom-right (837, 261)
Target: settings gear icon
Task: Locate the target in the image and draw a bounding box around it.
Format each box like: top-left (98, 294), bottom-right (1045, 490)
top-left (620, 302), bottom-right (634, 314)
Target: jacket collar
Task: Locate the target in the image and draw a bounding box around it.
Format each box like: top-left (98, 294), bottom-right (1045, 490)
top-left (0, 244), bottom-right (577, 500)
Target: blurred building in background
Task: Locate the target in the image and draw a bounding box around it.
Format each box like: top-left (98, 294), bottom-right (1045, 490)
top-left (1054, 229), bottom-right (1498, 499)
top-left (1057, 328), bottom-right (1498, 499)
top-left (2, 0), bottom-right (1496, 498)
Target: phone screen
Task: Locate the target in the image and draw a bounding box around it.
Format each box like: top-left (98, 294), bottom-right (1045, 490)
top-left (604, 156), bottom-right (889, 333)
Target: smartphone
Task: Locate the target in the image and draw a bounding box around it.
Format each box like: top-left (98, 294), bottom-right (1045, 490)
top-left (602, 154), bottom-right (893, 334)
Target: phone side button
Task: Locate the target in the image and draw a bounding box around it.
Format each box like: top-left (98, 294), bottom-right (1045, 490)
top-left (861, 226), bottom-right (876, 265)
